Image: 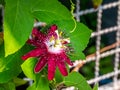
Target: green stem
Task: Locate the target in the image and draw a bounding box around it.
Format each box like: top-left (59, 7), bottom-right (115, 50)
top-left (70, 0), bottom-right (77, 33)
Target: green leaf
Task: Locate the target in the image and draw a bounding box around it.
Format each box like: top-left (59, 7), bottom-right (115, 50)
top-left (21, 58), bottom-right (50, 90)
top-left (0, 43), bottom-right (5, 58)
top-left (64, 72), bottom-right (92, 90)
top-left (93, 83), bottom-right (98, 90)
top-left (21, 58), bottom-right (38, 80)
top-left (27, 77), bottom-right (49, 90)
top-left (0, 38), bottom-right (3, 45)
top-left (36, 76), bottom-right (49, 90)
top-left (0, 81), bottom-right (15, 90)
top-left (0, 0), bottom-right (5, 5)
top-left (56, 21), bottom-right (91, 60)
top-left (4, 0), bottom-right (34, 56)
top-left (55, 68), bottom-right (64, 83)
top-left (0, 44), bottom-right (31, 83)
top-left (55, 20), bottom-right (75, 33)
top-left (31, 0), bottom-right (72, 23)
top-left (13, 77), bottom-right (27, 87)
top-left (55, 21), bottom-right (91, 60)
top-left (69, 22), bottom-right (91, 60)
top-left (27, 83), bottom-right (36, 90)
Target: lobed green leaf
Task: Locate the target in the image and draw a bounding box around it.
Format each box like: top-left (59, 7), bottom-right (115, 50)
top-left (0, 44), bottom-right (31, 83)
top-left (4, 0), bottom-right (34, 56)
top-left (31, 0), bottom-right (72, 23)
top-left (0, 81), bottom-right (15, 90)
top-left (64, 72), bottom-right (92, 90)
top-left (93, 83), bottom-right (98, 90)
top-left (21, 58), bottom-right (50, 90)
top-left (21, 58), bottom-right (38, 80)
top-left (69, 22), bottom-right (92, 60)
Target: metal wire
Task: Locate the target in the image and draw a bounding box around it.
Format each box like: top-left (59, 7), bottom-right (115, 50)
top-left (73, 0), bottom-right (120, 89)
top-left (88, 70), bottom-right (120, 84)
top-left (91, 26), bottom-right (118, 38)
top-left (95, 9), bottom-right (102, 81)
top-left (75, 0), bottom-right (80, 21)
top-left (113, 0), bottom-right (120, 89)
top-left (74, 1), bottom-right (120, 16)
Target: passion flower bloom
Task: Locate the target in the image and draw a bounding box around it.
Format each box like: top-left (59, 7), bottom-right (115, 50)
top-left (22, 25), bottom-right (73, 80)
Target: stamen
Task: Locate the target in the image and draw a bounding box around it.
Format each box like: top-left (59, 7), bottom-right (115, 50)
top-left (61, 38), bottom-right (70, 44)
top-left (59, 31), bottom-right (63, 37)
top-left (50, 35), bottom-right (55, 42)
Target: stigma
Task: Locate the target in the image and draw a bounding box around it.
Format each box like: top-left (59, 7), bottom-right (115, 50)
top-left (45, 30), bottom-right (70, 54)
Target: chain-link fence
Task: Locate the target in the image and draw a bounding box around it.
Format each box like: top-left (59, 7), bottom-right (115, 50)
top-left (73, 0), bottom-right (120, 90)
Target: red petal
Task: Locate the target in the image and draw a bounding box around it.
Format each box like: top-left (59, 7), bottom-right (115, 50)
top-left (61, 52), bottom-right (73, 66)
top-left (48, 25), bottom-right (57, 38)
top-left (27, 39), bottom-right (40, 47)
top-left (22, 48), bottom-right (44, 60)
top-left (65, 56), bottom-right (73, 66)
top-left (48, 56), bottom-right (56, 80)
top-left (50, 25), bottom-right (57, 31)
top-left (34, 57), bottom-right (47, 73)
top-left (57, 61), bottom-right (68, 76)
top-left (32, 28), bottom-right (45, 41)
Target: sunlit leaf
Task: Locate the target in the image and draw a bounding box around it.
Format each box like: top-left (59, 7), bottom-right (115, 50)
top-left (13, 77), bottom-right (27, 87)
top-left (69, 22), bottom-right (91, 60)
top-left (93, 83), bottom-right (98, 90)
top-left (31, 0), bottom-right (72, 23)
top-left (0, 44), bottom-right (31, 83)
top-left (4, 0), bottom-right (34, 56)
top-left (64, 72), bottom-right (92, 90)
top-left (21, 58), bottom-right (50, 90)
top-left (21, 58), bottom-right (38, 80)
top-left (0, 81), bottom-right (15, 90)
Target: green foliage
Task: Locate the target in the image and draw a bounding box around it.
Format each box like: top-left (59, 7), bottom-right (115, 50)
top-left (32, 0), bottom-right (72, 23)
top-left (21, 58), bottom-right (50, 90)
top-left (0, 0), bottom-right (5, 5)
top-left (64, 72), bottom-right (92, 90)
top-left (0, 81), bottom-right (15, 90)
top-left (1, 0), bottom-right (92, 90)
top-left (21, 58), bottom-right (38, 80)
top-left (4, 0), bottom-right (73, 57)
top-left (27, 76), bottom-right (49, 90)
top-left (93, 84), bottom-right (98, 90)
top-left (4, 0), bottom-right (34, 56)
top-left (55, 21), bottom-right (91, 60)
top-left (69, 22), bottom-right (91, 60)
top-left (55, 68), bottom-right (64, 83)
top-left (0, 44), bottom-right (32, 83)
top-left (13, 77), bottom-right (27, 87)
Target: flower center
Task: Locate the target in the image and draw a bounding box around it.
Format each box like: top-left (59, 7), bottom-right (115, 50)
top-left (45, 30), bottom-right (69, 54)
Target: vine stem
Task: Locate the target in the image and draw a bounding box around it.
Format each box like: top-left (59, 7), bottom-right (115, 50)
top-left (70, 0), bottom-right (77, 33)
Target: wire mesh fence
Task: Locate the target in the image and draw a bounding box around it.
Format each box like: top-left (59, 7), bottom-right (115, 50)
top-left (73, 0), bottom-right (120, 89)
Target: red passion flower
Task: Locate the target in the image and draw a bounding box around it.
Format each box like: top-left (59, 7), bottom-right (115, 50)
top-left (22, 25), bottom-right (73, 80)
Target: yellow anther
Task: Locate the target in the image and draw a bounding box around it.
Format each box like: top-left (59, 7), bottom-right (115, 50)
top-left (61, 45), bottom-right (67, 49)
top-left (54, 40), bottom-right (60, 47)
top-left (50, 35), bottom-right (55, 42)
top-left (61, 38), bottom-right (70, 44)
top-left (59, 31), bottom-right (63, 37)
